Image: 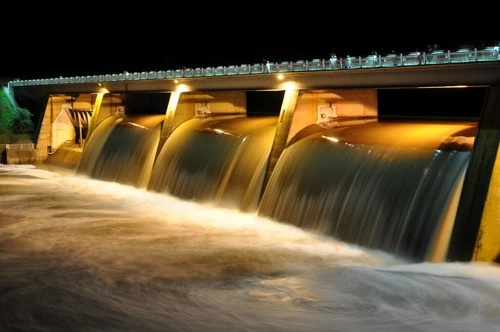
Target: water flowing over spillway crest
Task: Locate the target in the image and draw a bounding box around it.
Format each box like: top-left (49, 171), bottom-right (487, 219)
top-left (76, 115), bottom-right (477, 262)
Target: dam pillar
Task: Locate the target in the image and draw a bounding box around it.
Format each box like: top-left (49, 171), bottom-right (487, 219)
top-left (448, 85), bottom-right (500, 263)
top-left (36, 95), bottom-right (64, 162)
top-left (262, 89), bottom-right (299, 190)
top-left (87, 91), bottom-right (106, 140)
top-left (159, 90), bottom-right (181, 150)
top-left (477, 145), bottom-right (500, 263)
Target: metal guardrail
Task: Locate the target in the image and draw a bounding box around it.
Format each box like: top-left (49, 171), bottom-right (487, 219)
top-left (8, 46), bottom-right (500, 87)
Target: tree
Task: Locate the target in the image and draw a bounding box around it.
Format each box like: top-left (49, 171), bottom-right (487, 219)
top-left (9, 106), bottom-right (34, 133)
top-left (0, 86), bottom-right (35, 142)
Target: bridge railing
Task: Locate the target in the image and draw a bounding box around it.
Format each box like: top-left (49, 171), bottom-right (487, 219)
top-left (8, 45), bottom-right (500, 87)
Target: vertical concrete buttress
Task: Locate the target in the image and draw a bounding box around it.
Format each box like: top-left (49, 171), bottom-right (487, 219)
top-left (262, 89), bottom-right (299, 193)
top-left (475, 145), bottom-right (500, 262)
top-left (86, 92), bottom-right (105, 140)
top-left (157, 91), bottom-right (181, 157)
top-left (448, 85), bottom-right (500, 262)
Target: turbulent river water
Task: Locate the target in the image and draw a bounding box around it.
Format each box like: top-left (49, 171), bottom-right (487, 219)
top-left (0, 164), bottom-right (499, 332)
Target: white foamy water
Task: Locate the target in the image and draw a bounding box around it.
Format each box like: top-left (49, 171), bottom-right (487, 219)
top-left (0, 164), bottom-right (499, 332)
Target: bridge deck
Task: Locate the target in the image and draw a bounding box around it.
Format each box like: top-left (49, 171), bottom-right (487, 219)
top-left (8, 46), bottom-right (500, 94)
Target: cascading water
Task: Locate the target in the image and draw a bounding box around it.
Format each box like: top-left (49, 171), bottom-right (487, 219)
top-left (258, 133), bottom-right (470, 261)
top-left (76, 114), bottom-right (478, 262)
top-left (76, 114), bottom-right (164, 188)
top-left (147, 116), bottom-right (278, 211)
top-left (258, 120), bottom-right (476, 262)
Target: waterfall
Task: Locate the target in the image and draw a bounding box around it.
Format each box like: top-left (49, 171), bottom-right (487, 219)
top-left (258, 138), bottom-right (470, 261)
top-left (76, 114), bottom-right (476, 262)
top-left (148, 116), bottom-right (277, 211)
top-left (258, 121), bottom-right (475, 261)
top-left (76, 115), bottom-right (163, 188)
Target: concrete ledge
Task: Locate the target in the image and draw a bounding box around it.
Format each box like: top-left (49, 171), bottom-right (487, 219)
top-left (43, 147), bottom-right (82, 170)
top-left (5, 148), bottom-right (40, 164)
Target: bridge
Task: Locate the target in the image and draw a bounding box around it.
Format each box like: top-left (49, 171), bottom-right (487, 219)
top-left (4, 46), bottom-right (500, 264)
top-left (7, 46), bottom-right (500, 93)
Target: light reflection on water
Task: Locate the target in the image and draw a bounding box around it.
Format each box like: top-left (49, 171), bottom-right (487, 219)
top-left (0, 164), bottom-right (499, 332)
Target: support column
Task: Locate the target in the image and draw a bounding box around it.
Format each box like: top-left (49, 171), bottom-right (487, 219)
top-left (261, 88), bottom-right (299, 195)
top-left (447, 85), bottom-right (500, 262)
top-left (155, 91), bottom-right (181, 158)
top-left (474, 145), bottom-right (500, 262)
top-left (86, 92), bottom-right (105, 140)
top-left (160, 91), bottom-right (181, 140)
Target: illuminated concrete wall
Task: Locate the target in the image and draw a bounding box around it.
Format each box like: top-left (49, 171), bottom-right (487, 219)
top-left (4, 145), bottom-right (37, 164)
top-left (162, 90), bottom-right (246, 136)
top-left (474, 145), bottom-right (500, 262)
top-left (37, 94), bottom-right (94, 157)
top-left (42, 147), bottom-right (82, 170)
top-left (176, 91), bottom-right (246, 120)
top-left (52, 106), bottom-right (75, 150)
top-left (288, 89), bottom-right (378, 142)
top-left (98, 93), bottom-right (124, 123)
top-left (37, 95), bottom-right (68, 161)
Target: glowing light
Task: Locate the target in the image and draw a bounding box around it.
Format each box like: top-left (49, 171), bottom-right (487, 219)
top-left (128, 122), bottom-right (147, 130)
top-left (213, 129), bottom-right (236, 136)
top-left (279, 81), bottom-right (298, 90)
top-left (417, 85), bottom-right (470, 89)
top-left (322, 135), bottom-right (339, 143)
top-left (175, 84), bottom-right (189, 93)
top-left (277, 73), bottom-right (284, 80)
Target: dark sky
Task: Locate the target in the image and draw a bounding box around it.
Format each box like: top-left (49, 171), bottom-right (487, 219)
top-left (2, 7), bottom-right (497, 80)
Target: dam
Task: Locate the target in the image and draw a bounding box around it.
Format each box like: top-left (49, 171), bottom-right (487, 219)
top-left (4, 46), bottom-right (500, 265)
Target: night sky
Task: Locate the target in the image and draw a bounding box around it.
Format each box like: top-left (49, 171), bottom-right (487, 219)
top-left (1, 7), bottom-right (497, 80)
